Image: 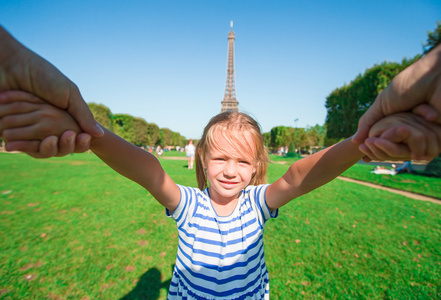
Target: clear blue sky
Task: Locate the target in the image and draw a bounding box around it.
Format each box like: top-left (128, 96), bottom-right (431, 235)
top-left (1, 0), bottom-right (440, 139)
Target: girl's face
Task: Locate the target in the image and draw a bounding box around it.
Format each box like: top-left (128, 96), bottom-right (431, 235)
top-left (203, 132), bottom-right (256, 203)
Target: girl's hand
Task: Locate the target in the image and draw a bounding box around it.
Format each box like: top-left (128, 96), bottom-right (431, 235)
top-left (359, 112), bottom-right (441, 162)
top-left (0, 91), bottom-right (90, 158)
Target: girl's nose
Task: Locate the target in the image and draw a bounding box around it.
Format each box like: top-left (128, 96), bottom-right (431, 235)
top-left (224, 160), bottom-right (237, 177)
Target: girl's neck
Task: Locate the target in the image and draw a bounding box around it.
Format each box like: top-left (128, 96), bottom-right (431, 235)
top-left (208, 187), bottom-right (240, 216)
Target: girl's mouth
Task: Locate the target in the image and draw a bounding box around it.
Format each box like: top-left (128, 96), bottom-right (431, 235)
top-left (219, 180), bottom-right (239, 187)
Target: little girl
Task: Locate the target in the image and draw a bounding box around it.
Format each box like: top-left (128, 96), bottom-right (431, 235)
top-left (0, 91), bottom-right (437, 299)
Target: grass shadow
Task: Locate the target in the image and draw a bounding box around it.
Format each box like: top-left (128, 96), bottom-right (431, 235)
top-left (119, 267), bottom-right (171, 300)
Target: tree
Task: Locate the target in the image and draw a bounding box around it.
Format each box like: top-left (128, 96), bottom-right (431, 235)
top-left (113, 114), bottom-right (137, 145)
top-left (146, 123), bottom-right (160, 146)
top-left (132, 117), bottom-right (149, 147)
top-left (269, 126), bottom-right (293, 152)
top-left (423, 20), bottom-right (441, 54)
top-left (325, 59), bottom-right (418, 142)
top-left (87, 103), bottom-right (113, 131)
top-left (304, 124), bottom-right (326, 151)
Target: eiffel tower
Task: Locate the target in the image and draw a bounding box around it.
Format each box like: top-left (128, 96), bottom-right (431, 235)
top-left (221, 21), bottom-right (239, 112)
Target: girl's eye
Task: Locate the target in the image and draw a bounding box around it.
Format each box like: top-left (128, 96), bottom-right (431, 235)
top-left (239, 160), bottom-right (250, 165)
top-left (214, 158), bottom-right (225, 161)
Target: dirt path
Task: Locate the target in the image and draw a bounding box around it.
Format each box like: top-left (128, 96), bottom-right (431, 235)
top-left (338, 176), bottom-right (441, 205)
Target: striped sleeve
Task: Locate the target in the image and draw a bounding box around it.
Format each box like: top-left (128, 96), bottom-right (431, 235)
top-left (250, 184), bottom-right (278, 227)
top-left (166, 184), bottom-right (197, 228)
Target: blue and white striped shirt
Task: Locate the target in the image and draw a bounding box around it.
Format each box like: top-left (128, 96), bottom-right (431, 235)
top-left (166, 184), bottom-right (278, 299)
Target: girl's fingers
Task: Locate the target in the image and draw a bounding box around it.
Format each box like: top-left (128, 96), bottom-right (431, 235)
top-left (358, 143), bottom-right (377, 161)
top-left (0, 101), bottom-right (40, 118)
top-left (56, 131), bottom-right (76, 157)
top-left (0, 111), bottom-right (40, 135)
top-left (373, 138), bottom-right (411, 159)
top-left (5, 140), bottom-right (40, 154)
top-left (35, 136), bottom-right (58, 158)
top-left (364, 137), bottom-right (386, 160)
top-left (379, 126), bottom-right (410, 143)
top-left (74, 133), bottom-right (92, 153)
top-left (364, 137), bottom-right (398, 161)
top-left (2, 123), bottom-right (47, 141)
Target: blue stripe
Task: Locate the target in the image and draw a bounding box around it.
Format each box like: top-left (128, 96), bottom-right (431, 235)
top-left (195, 198), bottom-right (211, 211)
top-left (187, 218), bottom-right (257, 235)
top-left (193, 202), bottom-right (254, 224)
top-left (174, 185), bottom-right (189, 224)
top-left (178, 241), bottom-right (264, 272)
top-left (179, 224), bottom-right (261, 247)
top-left (179, 232), bottom-right (263, 259)
top-left (255, 185), bottom-right (266, 227)
top-left (176, 252), bottom-right (263, 283)
top-left (174, 255), bottom-right (265, 297)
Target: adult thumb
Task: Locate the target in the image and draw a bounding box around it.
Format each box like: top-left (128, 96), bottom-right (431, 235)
top-left (66, 84), bottom-right (104, 137)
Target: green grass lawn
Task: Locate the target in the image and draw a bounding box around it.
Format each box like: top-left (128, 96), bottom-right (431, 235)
top-left (1, 152), bottom-right (441, 299)
top-left (341, 163), bottom-right (441, 199)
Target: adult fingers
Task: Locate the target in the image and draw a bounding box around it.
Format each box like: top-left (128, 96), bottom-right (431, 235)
top-left (412, 104), bottom-right (438, 122)
top-left (353, 90), bottom-right (390, 144)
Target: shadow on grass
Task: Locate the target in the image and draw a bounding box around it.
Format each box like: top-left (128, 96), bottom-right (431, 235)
top-left (120, 267), bottom-right (171, 300)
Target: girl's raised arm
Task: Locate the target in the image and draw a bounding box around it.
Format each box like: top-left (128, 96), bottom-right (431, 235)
top-left (0, 92), bottom-right (180, 212)
top-left (266, 111), bottom-right (441, 210)
top-left (89, 127), bottom-right (181, 212)
top-left (265, 138), bottom-right (363, 210)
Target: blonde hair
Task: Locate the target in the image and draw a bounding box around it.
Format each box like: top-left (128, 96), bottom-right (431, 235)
top-left (195, 111), bottom-right (269, 190)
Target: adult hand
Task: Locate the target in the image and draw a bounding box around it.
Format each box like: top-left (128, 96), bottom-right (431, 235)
top-left (0, 26), bottom-right (100, 155)
top-left (359, 112), bottom-right (441, 162)
top-left (0, 91), bottom-right (91, 158)
top-left (353, 44), bottom-right (441, 159)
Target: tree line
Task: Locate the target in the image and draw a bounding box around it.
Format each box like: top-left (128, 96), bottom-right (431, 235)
top-left (2, 22), bottom-right (439, 154)
top-left (324, 21), bottom-right (440, 145)
top-left (88, 103), bottom-right (188, 148)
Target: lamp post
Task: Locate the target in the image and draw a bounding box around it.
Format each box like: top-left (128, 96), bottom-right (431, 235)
top-left (294, 118), bottom-right (299, 155)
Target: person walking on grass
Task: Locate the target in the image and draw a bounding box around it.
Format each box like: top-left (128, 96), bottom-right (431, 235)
top-left (185, 139), bottom-right (196, 169)
top-left (0, 90), bottom-right (439, 299)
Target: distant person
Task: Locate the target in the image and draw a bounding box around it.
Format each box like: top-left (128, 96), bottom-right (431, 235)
top-left (184, 139), bottom-right (196, 169)
top-left (396, 161), bottom-right (413, 174)
top-left (156, 145), bottom-right (163, 157)
top-left (0, 90), bottom-right (438, 299)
